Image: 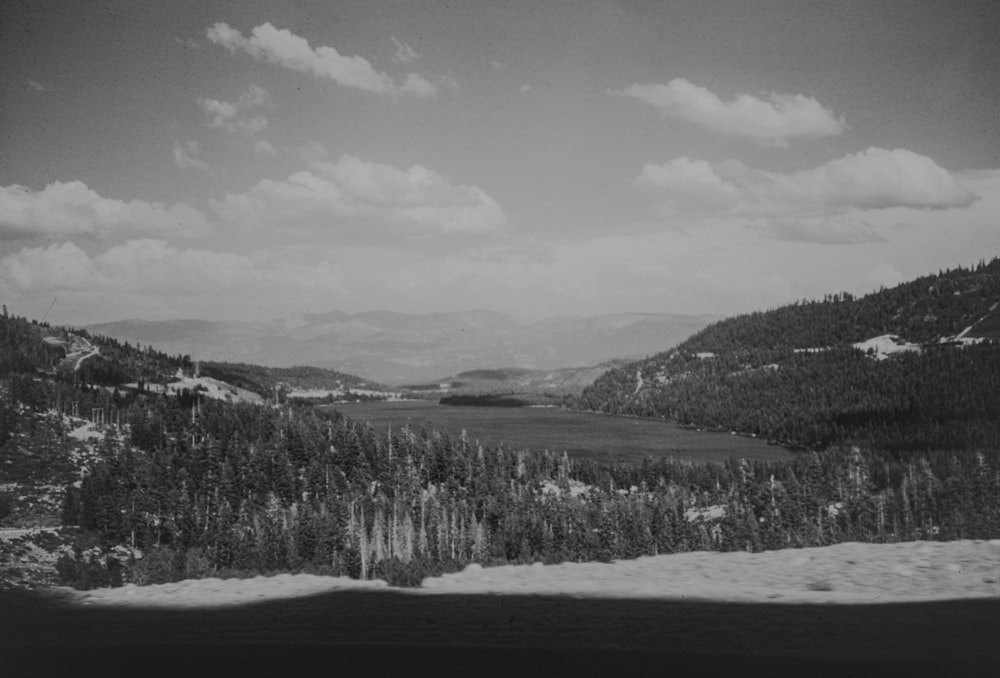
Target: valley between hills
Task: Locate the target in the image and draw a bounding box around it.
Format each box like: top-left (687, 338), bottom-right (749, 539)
top-left (3, 261), bottom-right (1000, 675)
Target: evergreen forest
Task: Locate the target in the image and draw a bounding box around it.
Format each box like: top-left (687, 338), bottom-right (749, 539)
top-left (2, 261), bottom-right (1000, 591)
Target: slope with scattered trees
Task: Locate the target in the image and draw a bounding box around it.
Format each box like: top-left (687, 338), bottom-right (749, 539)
top-left (581, 259), bottom-right (1000, 451)
top-left (198, 362), bottom-right (379, 399)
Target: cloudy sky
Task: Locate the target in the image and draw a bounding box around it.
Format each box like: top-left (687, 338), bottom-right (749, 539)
top-left (1, 0), bottom-right (998, 326)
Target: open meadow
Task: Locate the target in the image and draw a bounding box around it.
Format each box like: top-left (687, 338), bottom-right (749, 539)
top-left (328, 400), bottom-right (793, 465)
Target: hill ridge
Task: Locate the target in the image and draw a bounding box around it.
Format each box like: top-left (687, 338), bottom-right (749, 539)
top-left (581, 258), bottom-right (1000, 452)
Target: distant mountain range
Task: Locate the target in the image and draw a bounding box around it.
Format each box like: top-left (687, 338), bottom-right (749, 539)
top-left (84, 310), bottom-right (720, 384)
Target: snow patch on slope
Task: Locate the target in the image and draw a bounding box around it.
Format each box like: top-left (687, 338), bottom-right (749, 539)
top-left (852, 334), bottom-right (921, 360)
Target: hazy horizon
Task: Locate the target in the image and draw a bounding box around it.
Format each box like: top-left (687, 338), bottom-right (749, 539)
top-left (2, 1), bottom-right (998, 327)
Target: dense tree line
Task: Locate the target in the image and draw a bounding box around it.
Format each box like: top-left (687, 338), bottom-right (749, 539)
top-left (54, 392), bottom-right (1000, 588)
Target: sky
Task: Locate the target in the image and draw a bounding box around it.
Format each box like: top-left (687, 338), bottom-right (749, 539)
top-left (1, 0), bottom-right (998, 326)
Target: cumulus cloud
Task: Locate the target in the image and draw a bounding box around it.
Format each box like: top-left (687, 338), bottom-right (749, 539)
top-left (198, 83), bottom-right (269, 135)
top-left (296, 141), bottom-right (329, 163)
top-left (254, 139), bottom-right (277, 156)
top-left (0, 241), bottom-right (97, 290)
top-left (391, 37), bottom-right (419, 64)
top-left (399, 73), bottom-right (438, 98)
top-left (438, 74), bottom-right (460, 91)
top-left (211, 155), bottom-right (507, 236)
top-left (639, 148), bottom-right (977, 217)
top-left (206, 23), bottom-right (437, 97)
top-left (637, 157), bottom-right (743, 211)
top-left (768, 148), bottom-right (978, 210)
top-left (172, 140), bottom-right (212, 173)
top-left (611, 78), bottom-right (845, 145)
top-left (0, 240), bottom-right (348, 318)
top-left (0, 181), bottom-right (211, 240)
top-left (90, 239), bottom-right (261, 292)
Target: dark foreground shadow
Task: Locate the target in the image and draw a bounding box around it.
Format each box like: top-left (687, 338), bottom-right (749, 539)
top-left (3, 589), bottom-right (998, 677)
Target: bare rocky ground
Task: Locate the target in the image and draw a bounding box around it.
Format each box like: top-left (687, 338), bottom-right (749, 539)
top-left (0, 527), bottom-right (69, 590)
top-left (0, 412), bottom-right (109, 591)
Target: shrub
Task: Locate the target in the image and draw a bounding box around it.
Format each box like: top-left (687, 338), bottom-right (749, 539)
top-left (128, 546), bottom-right (180, 585)
top-left (341, 548), bottom-right (362, 579)
top-left (55, 552), bottom-right (79, 585)
top-left (55, 550), bottom-right (123, 590)
top-left (0, 491), bottom-right (13, 522)
top-left (371, 557), bottom-right (428, 587)
top-left (182, 547), bottom-right (214, 579)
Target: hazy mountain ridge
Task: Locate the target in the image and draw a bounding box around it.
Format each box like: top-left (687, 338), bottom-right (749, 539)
top-left (581, 259), bottom-right (1000, 451)
top-left (85, 311), bottom-right (720, 384)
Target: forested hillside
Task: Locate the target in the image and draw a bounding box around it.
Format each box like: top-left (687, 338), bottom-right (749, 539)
top-left (581, 260), bottom-right (1000, 451)
top-left (199, 362), bottom-right (379, 399)
top-left (3, 310), bottom-right (1000, 591)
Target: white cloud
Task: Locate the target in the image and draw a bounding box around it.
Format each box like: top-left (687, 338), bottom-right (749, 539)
top-left (0, 241), bottom-right (97, 291)
top-left (0, 181), bottom-right (211, 240)
top-left (92, 239), bottom-right (261, 292)
top-left (399, 73), bottom-right (438, 98)
top-left (206, 23), bottom-right (437, 97)
top-left (5, 170), bottom-right (998, 324)
top-left (520, 84), bottom-right (532, 95)
top-left (254, 139), bottom-right (277, 156)
top-left (637, 157), bottom-right (742, 211)
top-left (767, 148), bottom-right (978, 210)
top-left (391, 37), bottom-right (419, 64)
top-left (27, 79), bottom-right (48, 92)
top-left (296, 142), bottom-right (329, 163)
top-left (211, 155), bottom-right (507, 236)
top-left (639, 148), bottom-right (978, 223)
top-left (198, 84), bottom-right (269, 135)
top-left (611, 78), bottom-right (845, 145)
top-left (438, 74), bottom-right (460, 91)
top-left (238, 83), bottom-right (269, 107)
top-left (172, 140), bottom-right (212, 173)
top-left (0, 239), bottom-right (348, 320)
